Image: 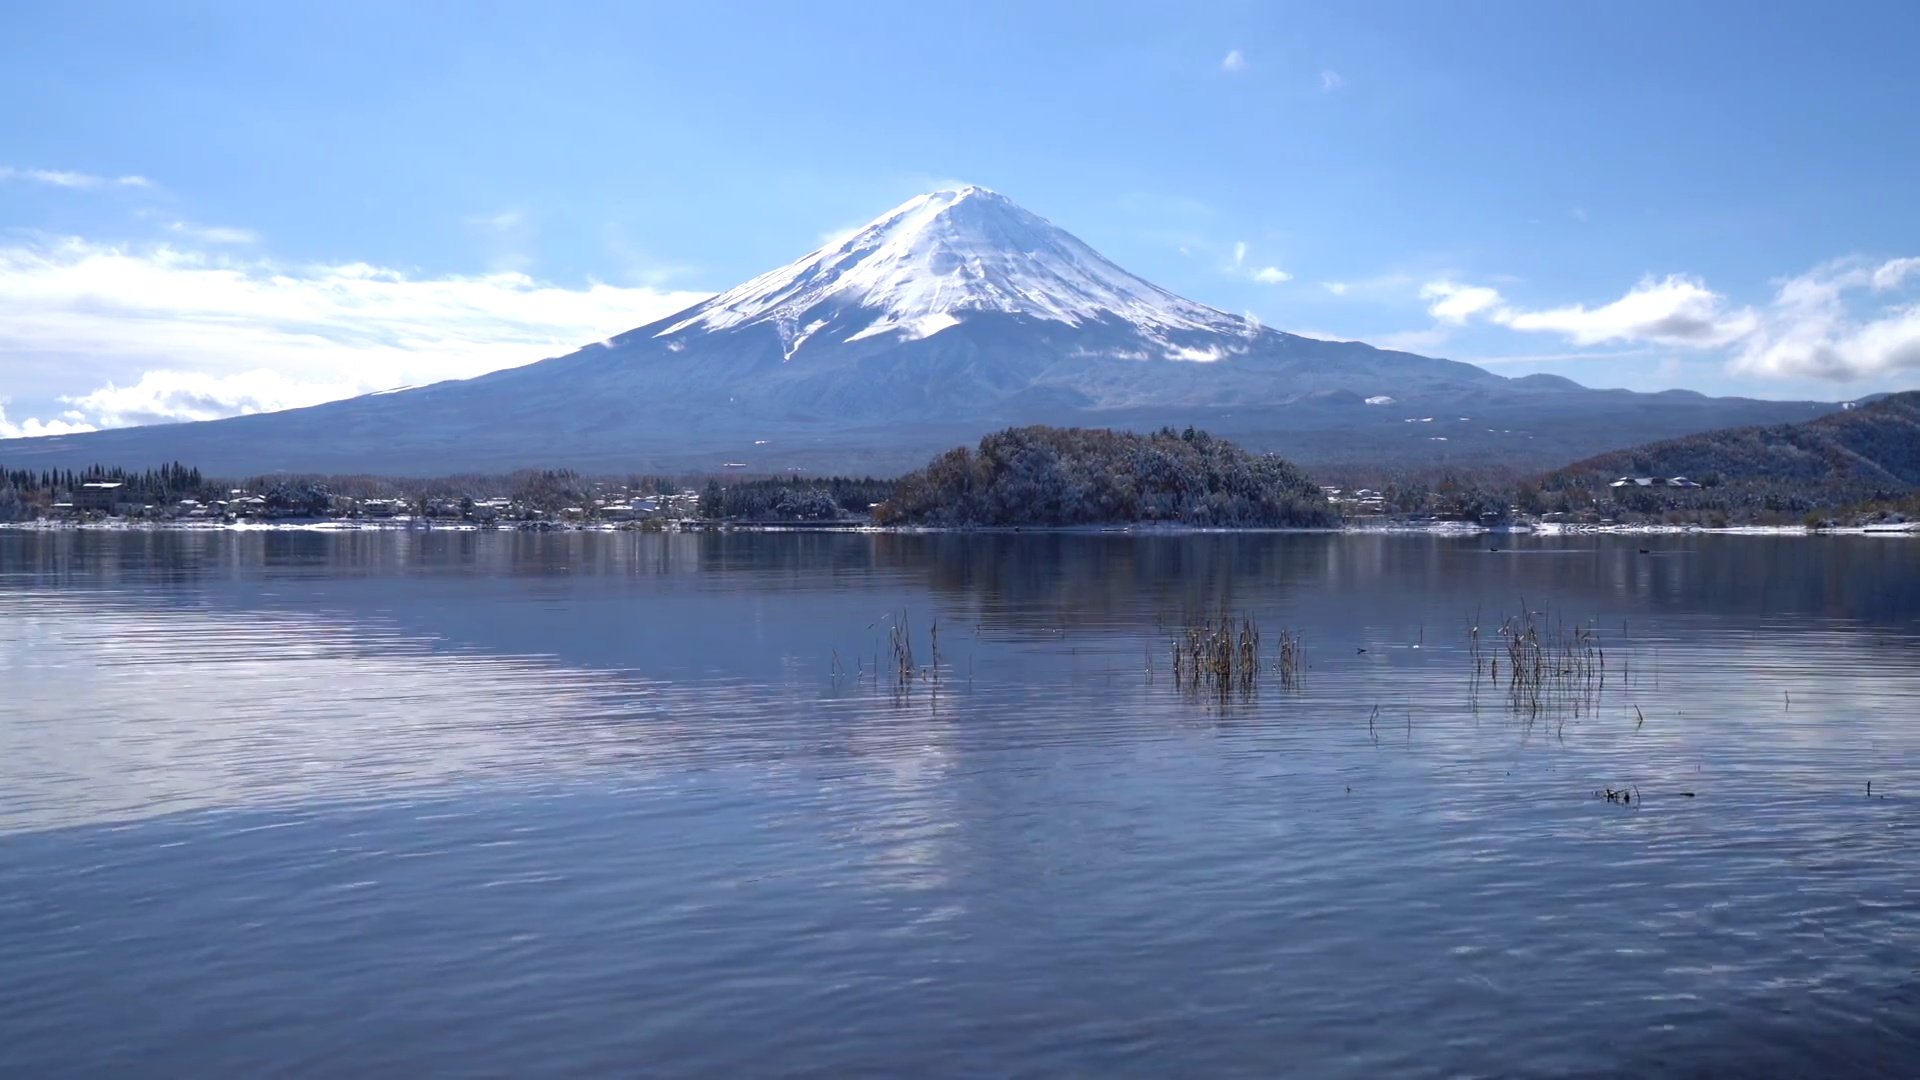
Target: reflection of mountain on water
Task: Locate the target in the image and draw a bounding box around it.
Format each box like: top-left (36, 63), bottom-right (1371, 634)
top-left (888, 531), bottom-right (1920, 645)
top-left (3, 532), bottom-right (1918, 666)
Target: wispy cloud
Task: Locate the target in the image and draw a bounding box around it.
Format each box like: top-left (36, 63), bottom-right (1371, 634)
top-left (1221, 49), bottom-right (1247, 73)
top-left (1418, 256), bottom-right (1920, 382)
top-left (1320, 70), bottom-right (1344, 93)
top-left (897, 173), bottom-right (976, 196)
top-left (466, 210), bottom-right (524, 231)
top-left (1461, 348), bottom-right (1658, 367)
top-left (0, 166), bottom-right (151, 190)
top-left (1373, 327), bottom-right (1450, 353)
top-left (164, 221), bottom-right (260, 245)
top-left (1318, 272), bottom-right (1417, 300)
top-left (464, 207), bottom-right (538, 274)
top-left (0, 237), bottom-right (712, 433)
top-left (1221, 241), bottom-right (1289, 284)
top-left (817, 223), bottom-right (866, 248)
top-left (599, 222), bottom-right (696, 287)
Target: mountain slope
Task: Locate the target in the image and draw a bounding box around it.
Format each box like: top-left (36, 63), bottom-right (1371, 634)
top-left (1541, 391), bottom-right (1920, 494)
top-left (0, 186), bottom-right (1841, 475)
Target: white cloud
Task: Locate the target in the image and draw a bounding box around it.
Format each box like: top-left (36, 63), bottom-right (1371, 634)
top-left (1253, 266), bottom-right (1292, 284)
top-left (1320, 70), bottom-right (1344, 92)
top-left (0, 403), bottom-right (96, 439)
top-left (164, 221), bottom-right (260, 245)
top-left (0, 237), bottom-right (712, 433)
top-left (1420, 274), bottom-right (1755, 347)
top-left (1494, 274), bottom-right (1757, 347)
top-left (1417, 256), bottom-right (1920, 382)
top-left (1730, 257), bottom-right (1920, 381)
top-left (1420, 280), bottom-right (1503, 324)
top-left (1322, 281), bottom-right (1350, 296)
top-left (1870, 257), bottom-right (1920, 292)
top-left (0, 166), bottom-right (150, 190)
top-left (58, 370), bottom-right (375, 428)
top-left (1232, 240), bottom-right (1247, 267)
top-left (1221, 49), bottom-right (1247, 73)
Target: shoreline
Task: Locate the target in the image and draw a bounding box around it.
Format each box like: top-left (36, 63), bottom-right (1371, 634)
top-left (2, 519), bottom-right (1913, 538)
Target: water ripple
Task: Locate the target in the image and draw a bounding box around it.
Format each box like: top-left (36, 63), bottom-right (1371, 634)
top-left (2, 531), bottom-right (1918, 1077)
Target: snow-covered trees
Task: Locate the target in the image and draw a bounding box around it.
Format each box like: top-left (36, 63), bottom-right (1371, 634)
top-left (876, 426), bottom-right (1337, 528)
top-left (698, 477), bottom-right (890, 521)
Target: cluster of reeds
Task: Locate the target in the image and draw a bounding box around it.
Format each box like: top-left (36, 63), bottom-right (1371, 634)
top-left (1277, 628), bottom-right (1303, 689)
top-left (1172, 614), bottom-right (1262, 697)
top-left (882, 612), bottom-right (915, 686)
top-left (1467, 605), bottom-right (1484, 669)
top-left (1472, 605), bottom-right (1606, 718)
top-left (833, 610), bottom-right (948, 701)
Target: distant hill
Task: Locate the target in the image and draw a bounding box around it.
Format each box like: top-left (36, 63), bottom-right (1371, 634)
top-left (1552, 390), bottom-right (1920, 488)
top-left (1539, 390), bottom-right (1920, 501)
top-left (875, 425), bottom-right (1338, 528)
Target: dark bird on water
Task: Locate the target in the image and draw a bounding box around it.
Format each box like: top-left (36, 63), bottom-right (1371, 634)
top-left (1356, 647), bottom-right (1368, 654)
top-left (1639, 548), bottom-right (1652, 555)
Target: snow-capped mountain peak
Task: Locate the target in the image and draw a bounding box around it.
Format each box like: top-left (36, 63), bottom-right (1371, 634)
top-left (655, 185), bottom-right (1247, 354)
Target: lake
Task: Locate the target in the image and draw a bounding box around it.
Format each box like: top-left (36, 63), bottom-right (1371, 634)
top-left (2, 529), bottom-right (1917, 1077)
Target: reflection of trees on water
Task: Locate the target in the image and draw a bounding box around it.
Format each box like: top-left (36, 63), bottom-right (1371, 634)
top-left (3, 529), bottom-right (1916, 640)
top-left (862, 532), bottom-right (1920, 642)
top-left (871, 533), bottom-right (1339, 636)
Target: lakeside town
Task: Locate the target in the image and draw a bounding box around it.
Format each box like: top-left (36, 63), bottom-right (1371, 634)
top-left (7, 475), bottom-right (709, 528)
top-left (4, 469), bottom-right (1912, 534)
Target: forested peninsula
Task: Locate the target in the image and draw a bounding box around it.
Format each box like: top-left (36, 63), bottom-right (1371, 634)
top-left (873, 426), bottom-right (1339, 528)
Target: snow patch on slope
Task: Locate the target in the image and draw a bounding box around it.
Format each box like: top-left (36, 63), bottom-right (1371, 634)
top-left (845, 311), bottom-right (962, 344)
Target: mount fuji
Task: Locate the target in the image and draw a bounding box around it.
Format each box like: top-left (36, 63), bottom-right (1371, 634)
top-left (0, 186), bottom-right (1834, 475)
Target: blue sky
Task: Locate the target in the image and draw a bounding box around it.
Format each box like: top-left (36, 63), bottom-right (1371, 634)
top-left (3, 0), bottom-right (1918, 435)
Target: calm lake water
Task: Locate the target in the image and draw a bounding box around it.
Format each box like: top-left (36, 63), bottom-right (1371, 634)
top-left (2, 529), bottom-right (1917, 1077)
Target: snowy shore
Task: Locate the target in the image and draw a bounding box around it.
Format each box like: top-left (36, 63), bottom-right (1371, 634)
top-left (3, 518), bottom-right (1914, 537)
